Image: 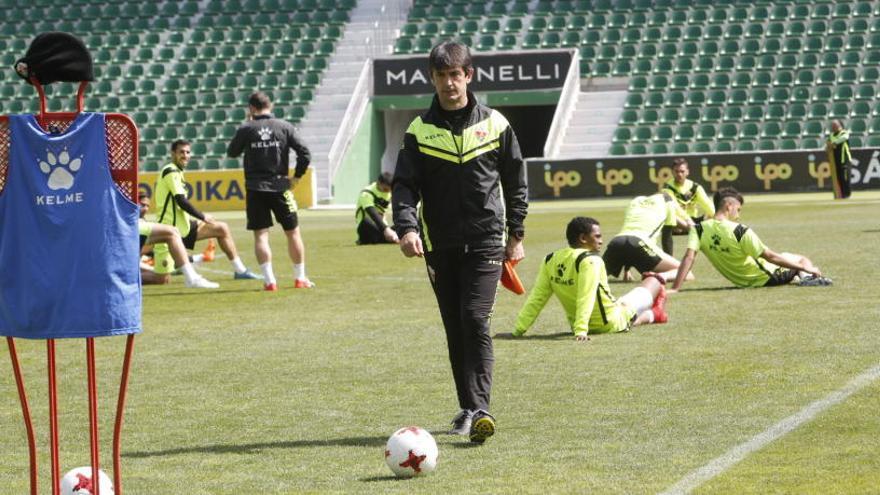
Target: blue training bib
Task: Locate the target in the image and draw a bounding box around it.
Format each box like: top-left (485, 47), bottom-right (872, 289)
top-left (0, 113), bottom-right (142, 339)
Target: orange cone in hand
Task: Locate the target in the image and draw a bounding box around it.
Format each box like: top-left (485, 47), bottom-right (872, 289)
top-left (501, 259), bottom-right (525, 295)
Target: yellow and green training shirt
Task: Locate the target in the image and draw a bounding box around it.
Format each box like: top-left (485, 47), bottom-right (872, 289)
top-left (615, 193), bottom-right (684, 246)
top-left (514, 247), bottom-right (634, 336)
top-left (663, 178), bottom-right (715, 219)
top-left (687, 218), bottom-right (775, 288)
top-left (154, 163), bottom-right (192, 237)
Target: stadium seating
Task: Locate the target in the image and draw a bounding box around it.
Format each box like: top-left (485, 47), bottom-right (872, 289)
top-left (396, 0), bottom-right (880, 155)
top-left (0, 0), bottom-right (354, 170)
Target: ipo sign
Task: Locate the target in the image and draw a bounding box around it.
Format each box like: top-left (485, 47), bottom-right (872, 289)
top-left (527, 149), bottom-right (880, 200)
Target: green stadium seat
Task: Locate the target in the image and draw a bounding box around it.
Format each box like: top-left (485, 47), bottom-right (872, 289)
top-left (701, 107), bottom-right (721, 123)
top-left (809, 103), bottom-right (828, 119)
top-left (659, 109), bottom-right (679, 125)
top-left (736, 141), bottom-right (755, 152)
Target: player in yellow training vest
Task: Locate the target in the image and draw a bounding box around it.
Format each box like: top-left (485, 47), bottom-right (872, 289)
top-left (497, 217), bottom-right (668, 343)
top-left (671, 188), bottom-right (831, 291)
top-left (661, 158), bottom-right (714, 255)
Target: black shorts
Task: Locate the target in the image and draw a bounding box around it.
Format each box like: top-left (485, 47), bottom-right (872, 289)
top-left (763, 267), bottom-right (799, 287)
top-left (357, 221), bottom-right (386, 245)
top-left (182, 219), bottom-right (199, 250)
top-left (139, 235), bottom-right (147, 249)
top-left (246, 190), bottom-right (298, 231)
top-left (602, 235), bottom-right (662, 277)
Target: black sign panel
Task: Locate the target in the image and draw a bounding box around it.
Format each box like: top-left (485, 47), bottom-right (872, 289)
top-left (528, 149), bottom-right (880, 200)
top-left (373, 50), bottom-right (575, 96)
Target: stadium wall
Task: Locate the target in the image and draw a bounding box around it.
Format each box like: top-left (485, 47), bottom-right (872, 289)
top-left (529, 149), bottom-right (880, 200)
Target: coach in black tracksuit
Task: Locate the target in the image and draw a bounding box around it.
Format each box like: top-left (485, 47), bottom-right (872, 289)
top-left (392, 41), bottom-right (528, 444)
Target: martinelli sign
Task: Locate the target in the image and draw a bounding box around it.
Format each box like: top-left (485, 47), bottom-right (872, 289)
top-left (373, 49), bottom-right (576, 96)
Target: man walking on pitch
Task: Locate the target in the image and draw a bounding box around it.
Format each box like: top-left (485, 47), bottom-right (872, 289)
top-left (154, 140), bottom-right (259, 281)
top-left (826, 119), bottom-right (852, 199)
top-left (499, 217), bottom-right (667, 342)
top-left (228, 91), bottom-right (314, 291)
top-left (671, 188), bottom-right (831, 291)
top-left (393, 41), bottom-right (528, 444)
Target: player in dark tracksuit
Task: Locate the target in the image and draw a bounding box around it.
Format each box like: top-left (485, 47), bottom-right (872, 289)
top-left (392, 41), bottom-right (528, 444)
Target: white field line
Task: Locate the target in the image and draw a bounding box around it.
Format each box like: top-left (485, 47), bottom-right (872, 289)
top-left (660, 362), bottom-right (880, 495)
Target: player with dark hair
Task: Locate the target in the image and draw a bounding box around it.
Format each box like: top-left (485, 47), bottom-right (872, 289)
top-left (227, 91), bottom-right (313, 291)
top-left (355, 172), bottom-right (398, 245)
top-left (499, 217), bottom-right (667, 342)
top-left (153, 140), bottom-right (259, 280)
top-left (137, 193), bottom-right (218, 288)
top-left (393, 40), bottom-right (528, 444)
top-left (660, 158), bottom-right (714, 255)
top-left (671, 187), bottom-right (831, 291)
top-left (603, 192), bottom-right (695, 282)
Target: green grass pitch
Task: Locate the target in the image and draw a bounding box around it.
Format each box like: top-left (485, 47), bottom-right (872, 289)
top-left (1, 191), bottom-right (878, 493)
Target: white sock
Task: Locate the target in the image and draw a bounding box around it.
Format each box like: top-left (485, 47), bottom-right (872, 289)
top-left (181, 264), bottom-right (198, 284)
top-left (231, 257), bottom-right (247, 273)
top-left (261, 262), bottom-right (276, 285)
top-left (641, 309), bottom-right (655, 324)
top-left (192, 253), bottom-right (205, 264)
top-left (294, 263), bottom-right (306, 280)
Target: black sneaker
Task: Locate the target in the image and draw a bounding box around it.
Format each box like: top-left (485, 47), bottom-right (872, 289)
top-left (448, 409), bottom-right (473, 436)
top-left (798, 275), bottom-right (833, 287)
top-left (469, 410), bottom-right (496, 444)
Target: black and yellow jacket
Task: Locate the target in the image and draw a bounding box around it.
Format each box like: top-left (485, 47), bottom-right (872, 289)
top-left (392, 91), bottom-right (528, 251)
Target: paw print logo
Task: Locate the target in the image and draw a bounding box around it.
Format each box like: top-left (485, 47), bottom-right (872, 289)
top-left (711, 233), bottom-right (721, 246)
top-left (556, 263), bottom-right (565, 278)
top-left (39, 149), bottom-right (82, 191)
top-left (258, 126), bottom-right (272, 141)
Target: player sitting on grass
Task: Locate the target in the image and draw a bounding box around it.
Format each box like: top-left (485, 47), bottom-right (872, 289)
top-left (154, 140), bottom-right (260, 281)
top-left (670, 187), bottom-right (831, 291)
top-left (138, 205), bottom-right (219, 289)
top-left (603, 192), bottom-right (695, 283)
top-left (497, 217), bottom-right (668, 342)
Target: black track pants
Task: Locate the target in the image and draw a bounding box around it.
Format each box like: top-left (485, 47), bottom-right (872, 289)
top-left (425, 246), bottom-right (503, 412)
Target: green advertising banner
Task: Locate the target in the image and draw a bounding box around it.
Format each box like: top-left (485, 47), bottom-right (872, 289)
top-left (528, 149), bottom-right (880, 199)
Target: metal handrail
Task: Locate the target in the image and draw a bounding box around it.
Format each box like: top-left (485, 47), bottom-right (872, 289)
top-left (326, 59), bottom-right (373, 192)
top-left (543, 49), bottom-right (580, 158)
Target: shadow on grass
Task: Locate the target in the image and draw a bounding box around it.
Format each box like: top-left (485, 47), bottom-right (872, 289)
top-left (360, 475), bottom-right (406, 482)
top-left (143, 288), bottom-right (262, 297)
top-left (674, 286), bottom-right (742, 292)
top-left (123, 435), bottom-right (388, 458)
top-left (862, 229), bottom-right (880, 233)
top-left (494, 332), bottom-right (571, 341)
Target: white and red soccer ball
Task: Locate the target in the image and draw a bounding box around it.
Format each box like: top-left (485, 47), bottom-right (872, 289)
top-left (60, 467), bottom-right (114, 495)
top-left (385, 426), bottom-right (439, 477)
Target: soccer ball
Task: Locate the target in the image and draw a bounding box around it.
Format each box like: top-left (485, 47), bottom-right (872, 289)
top-left (60, 467), bottom-right (114, 495)
top-left (384, 426), bottom-right (439, 477)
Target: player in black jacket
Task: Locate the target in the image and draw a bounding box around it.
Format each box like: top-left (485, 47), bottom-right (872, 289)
top-left (227, 91), bottom-right (313, 291)
top-left (392, 41), bottom-right (528, 444)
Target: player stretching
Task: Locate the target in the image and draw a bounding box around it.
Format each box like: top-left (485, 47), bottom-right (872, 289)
top-left (671, 188), bottom-right (831, 291)
top-left (154, 140), bottom-right (260, 280)
top-left (499, 217), bottom-right (667, 342)
top-left (603, 192), bottom-right (694, 282)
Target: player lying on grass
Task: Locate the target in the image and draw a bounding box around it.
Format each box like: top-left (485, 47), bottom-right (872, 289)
top-left (496, 217), bottom-right (668, 343)
top-left (670, 187), bottom-right (831, 291)
top-left (603, 192), bottom-right (695, 283)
